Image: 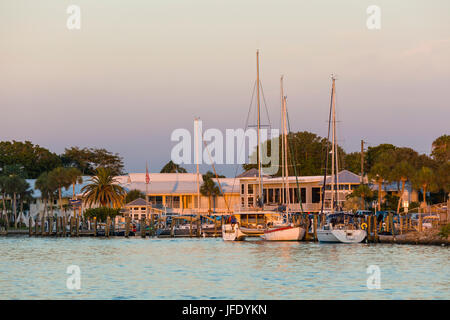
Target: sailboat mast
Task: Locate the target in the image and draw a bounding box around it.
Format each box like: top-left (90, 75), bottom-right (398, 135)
top-left (330, 76), bottom-right (336, 213)
top-left (283, 96), bottom-right (290, 213)
top-left (256, 50), bottom-right (263, 207)
top-left (333, 77), bottom-right (339, 210)
top-left (280, 76), bottom-right (285, 205)
top-left (195, 117), bottom-right (201, 214)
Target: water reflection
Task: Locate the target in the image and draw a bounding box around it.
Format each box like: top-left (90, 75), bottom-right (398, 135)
top-left (0, 237), bottom-right (448, 299)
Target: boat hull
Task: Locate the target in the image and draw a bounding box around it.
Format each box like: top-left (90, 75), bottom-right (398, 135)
top-left (317, 229), bottom-right (366, 243)
top-left (222, 224), bottom-right (246, 241)
top-left (261, 226), bottom-right (306, 241)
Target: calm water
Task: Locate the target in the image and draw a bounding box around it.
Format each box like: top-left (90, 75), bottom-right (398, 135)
top-left (0, 236), bottom-right (448, 299)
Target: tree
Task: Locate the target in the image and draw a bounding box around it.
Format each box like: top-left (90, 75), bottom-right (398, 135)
top-left (125, 189), bottom-right (146, 204)
top-left (391, 161), bottom-right (415, 214)
top-left (346, 184), bottom-right (374, 210)
top-left (435, 162), bottom-right (450, 201)
top-left (243, 131), bottom-right (346, 177)
top-left (200, 171), bottom-right (221, 213)
top-left (83, 207), bottom-right (121, 222)
top-left (368, 151), bottom-right (395, 211)
top-left (61, 147), bottom-right (125, 176)
top-left (0, 175), bottom-right (8, 220)
top-left (343, 152), bottom-right (362, 175)
top-left (81, 167), bottom-right (126, 208)
top-left (5, 175), bottom-right (29, 227)
top-left (0, 140), bottom-right (61, 178)
top-left (160, 161), bottom-right (187, 173)
top-left (431, 134), bottom-right (450, 164)
top-left (366, 144), bottom-right (396, 173)
top-left (48, 167), bottom-right (72, 218)
top-left (412, 167), bottom-right (437, 207)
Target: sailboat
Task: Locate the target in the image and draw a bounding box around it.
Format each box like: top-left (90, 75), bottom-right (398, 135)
top-left (317, 76), bottom-right (366, 243)
top-left (222, 50), bottom-right (283, 241)
top-left (261, 77), bottom-right (306, 241)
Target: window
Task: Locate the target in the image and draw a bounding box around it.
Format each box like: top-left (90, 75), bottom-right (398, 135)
top-left (241, 184), bottom-right (245, 194)
top-left (301, 188), bottom-right (306, 203)
top-left (134, 207), bottom-right (139, 210)
top-left (241, 197), bottom-right (245, 207)
top-left (275, 189), bottom-right (280, 203)
top-left (248, 184), bottom-right (254, 194)
top-left (263, 189), bottom-right (267, 203)
top-left (268, 189), bottom-right (274, 203)
top-left (248, 197), bottom-right (254, 207)
top-left (141, 207), bottom-right (146, 210)
top-left (134, 214), bottom-right (139, 219)
top-left (312, 188), bottom-right (321, 203)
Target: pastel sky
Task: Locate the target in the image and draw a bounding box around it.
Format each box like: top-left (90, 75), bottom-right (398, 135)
top-left (1, 0), bottom-right (449, 176)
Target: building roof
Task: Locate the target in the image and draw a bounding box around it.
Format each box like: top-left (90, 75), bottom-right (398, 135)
top-left (320, 170), bottom-right (361, 185)
top-left (125, 198), bottom-right (150, 207)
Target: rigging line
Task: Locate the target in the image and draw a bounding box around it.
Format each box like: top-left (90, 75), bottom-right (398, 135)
top-left (285, 105), bottom-right (304, 214)
top-left (320, 80), bottom-right (333, 214)
top-left (230, 80), bottom-right (257, 197)
top-left (259, 81), bottom-right (272, 129)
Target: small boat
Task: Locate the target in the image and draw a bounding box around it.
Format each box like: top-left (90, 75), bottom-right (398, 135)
top-left (261, 223), bottom-right (305, 241)
top-left (316, 77), bottom-right (365, 244)
top-left (222, 223), bottom-right (246, 241)
top-left (317, 212), bottom-right (366, 243)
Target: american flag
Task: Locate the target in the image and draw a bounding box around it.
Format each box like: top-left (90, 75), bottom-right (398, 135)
top-left (145, 162), bottom-right (150, 184)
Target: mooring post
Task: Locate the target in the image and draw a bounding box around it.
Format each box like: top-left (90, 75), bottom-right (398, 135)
top-left (28, 216), bottom-right (32, 237)
top-left (313, 214), bottom-right (318, 241)
top-left (125, 216), bottom-right (130, 238)
top-left (76, 216), bottom-right (79, 237)
top-left (49, 217), bottom-right (53, 236)
top-left (41, 216), bottom-right (45, 236)
top-left (304, 215), bottom-right (310, 241)
top-left (418, 214), bottom-right (423, 232)
top-left (140, 217), bottom-right (145, 238)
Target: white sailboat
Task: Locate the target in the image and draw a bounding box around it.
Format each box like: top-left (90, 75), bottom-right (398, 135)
top-left (261, 76), bottom-right (305, 241)
top-left (317, 76), bottom-right (366, 244)
top-left (223, 50), bottom-right (283, 241)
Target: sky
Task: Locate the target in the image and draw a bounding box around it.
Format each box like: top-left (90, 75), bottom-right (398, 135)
top-left (1, 0), bottom-right (449, 177)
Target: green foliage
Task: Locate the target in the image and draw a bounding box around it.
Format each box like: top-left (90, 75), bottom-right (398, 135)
top-left (382, 193), bottom-right (399, 211)
top-left (125, 189), bottom-right (146, 203)
top-left (408, 201), bottom-right (420, 211)
top-left (83, 207), bottom-right (121, 222)
top-left (343, 152), bottom-right (362, 175)
top-left (81, 167), bottom-right (126, 208)
top-left (243, 131), bottom-right (346, 176)
top-left (0, 141), bottom-right (61, 178)
top-left (160, 160), bottom-right (187, 173)
top-left (61, 146), bottom-right (125, 176)
top-left (438, 223), bottom-right (450, 239)
top-left (366, 144), bottom-right (396, 173)
top-left (431, 135), bottom-right (450, 164)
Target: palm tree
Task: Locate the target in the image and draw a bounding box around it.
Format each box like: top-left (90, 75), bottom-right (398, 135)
top-left (200, 171), bottom-right (221, 213)
top-left (6, 175), bottom-right (28, 228)
top-left (81, 167), bottom-right (126, 208)
top-left (67, 167), bottom-right (83, 217)
top-left (160, 161), bottom-right (187, 173)
top-left (412, 166), bottom-right (437, 207)
top-left (48, 167), bottom-right (72, 217)
top-left (35, 172), bottom-right (50, 219)
top-left (0, 175), bottom-right (8, 220)
top-left (347, 184), bottom-right (374, 210)
top-left (368, 152), bottom-right (393, 211)
top-left (391, 161), bottom-right (414, 214)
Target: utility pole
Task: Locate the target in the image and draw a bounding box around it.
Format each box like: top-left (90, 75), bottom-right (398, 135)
top-left (360, 140), bottom-right (365, 184)
top-left (360, 140), bottom-right (365, 210)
